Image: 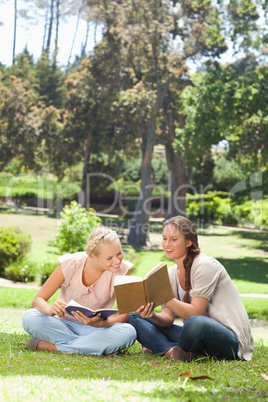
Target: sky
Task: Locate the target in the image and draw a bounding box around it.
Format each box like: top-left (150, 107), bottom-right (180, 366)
top-left (0, 2), bottom-right (102, 67)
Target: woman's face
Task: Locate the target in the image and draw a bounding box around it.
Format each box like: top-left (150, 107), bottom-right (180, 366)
top-left (93, 240), bottom-right (123, 272)
top-left (162, 224), bottom-right (192, 261)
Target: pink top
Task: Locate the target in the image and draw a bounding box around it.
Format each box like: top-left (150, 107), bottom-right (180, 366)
top-left (58, 252), bottom-right (133, 318)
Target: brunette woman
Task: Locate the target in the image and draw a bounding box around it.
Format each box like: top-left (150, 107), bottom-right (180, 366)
top-left (128, 216), bottom-right (254, 361)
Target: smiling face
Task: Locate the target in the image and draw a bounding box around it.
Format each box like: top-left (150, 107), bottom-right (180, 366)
top-left (162, 224), bottom-right (192, 262)
top-left (92, 240), bottom-right (124, 273)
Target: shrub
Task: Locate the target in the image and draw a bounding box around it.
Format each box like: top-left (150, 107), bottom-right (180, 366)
top-left (186, 192), bottom-right (267, 229)
top-left (0, 226), bottom-right (31, 275)
top-left (4, 259), bottom-right (37, 282)
top-left (54, 201), bottom-right (101, 254)
top-left (39, 258), bottom-right (59, 285)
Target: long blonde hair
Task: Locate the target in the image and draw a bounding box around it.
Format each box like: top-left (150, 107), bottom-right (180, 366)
top-left (163, 216), bottom-right (200, 303)
top-left (85, 227), bottom-right (120, 256)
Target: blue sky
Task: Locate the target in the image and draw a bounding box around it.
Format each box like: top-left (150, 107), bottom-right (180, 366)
top-left (0, 2), bottom-right (102, 67)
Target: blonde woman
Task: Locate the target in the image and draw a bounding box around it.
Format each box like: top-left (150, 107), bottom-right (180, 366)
top-left (128, 216), bottom-right (254, 361)
top-left (23, 227), bottom-right (136, 355)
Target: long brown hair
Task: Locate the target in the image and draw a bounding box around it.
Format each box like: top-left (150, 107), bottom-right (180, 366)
top-left (163, 216), bottom-right (200, 303)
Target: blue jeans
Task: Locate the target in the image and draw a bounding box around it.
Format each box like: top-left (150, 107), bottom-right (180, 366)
top-left (23, 308), bottom-right (137, 355)
top-left (128, 313), bottom-right (239, 360)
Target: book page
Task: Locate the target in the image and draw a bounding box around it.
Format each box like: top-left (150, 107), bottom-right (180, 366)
top-left (66, 299), bottom-right (93, 311)
top-left (144, 262), bottom-right (165, 279)
top-left (114, 275), bottom-right (143, 286)
top-left (145, 264), bottom-right (174, 307)
top-left (114, 281), bottom-right (146, 314)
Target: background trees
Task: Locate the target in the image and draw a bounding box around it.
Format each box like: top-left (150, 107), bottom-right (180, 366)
top-left (0, 0), bottom-right (267, 241)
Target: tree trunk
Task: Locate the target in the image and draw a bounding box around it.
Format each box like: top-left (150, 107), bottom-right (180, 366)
top-left (46, 0), bottom-right (55, 53)
top-left (81, 132), bottom-right (92, 207)
top-left (12, 0), bottom-right (17, 64)
top-left (165, 143), bottom-right (187, 218)
top-left (67, 0), bottom-right (85, 69)
top-left (127, 79), bottom-right (170, 245)
top-left (53, 0), bottom-right (60, 62)
top-left (163, 103), bottom-right (187, 219)
top-left (127, 120), bottom-right (155, 245)
top-left (81, 21), bottom-right (90, 56)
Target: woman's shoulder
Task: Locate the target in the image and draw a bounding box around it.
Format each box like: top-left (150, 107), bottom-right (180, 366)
top-left (117, 259), bottom-right (134, 275)
top-left (58, 251), bottom-right (88, 264)
top-left (168, 263), bottom-right (177, 273)
top-left (192, 253), bottom-right (224, 271)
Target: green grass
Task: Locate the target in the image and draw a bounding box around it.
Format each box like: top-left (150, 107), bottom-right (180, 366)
top-left (241, 297), bottom-right (268, 320)
top-left (0, 308), bottom-right (267, 401)
top-left (0, 212), bottom-right (267, 400)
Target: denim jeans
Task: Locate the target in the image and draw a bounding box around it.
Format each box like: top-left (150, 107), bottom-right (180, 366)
top-left (23, 308), bottom-right (137, 355)
top-left (128, 313), bottom-right (239, 360)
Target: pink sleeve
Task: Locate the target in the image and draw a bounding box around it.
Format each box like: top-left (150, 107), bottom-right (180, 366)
top-left (120, 259), bottom-right (134, 274)
top-left (58, 253), bottom-right (78, 286)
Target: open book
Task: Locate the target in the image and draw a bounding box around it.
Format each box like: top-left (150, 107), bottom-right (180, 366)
top-left (65, 300), bottom-right (118, 319)
top-left (114, 262), bottom-right (174, 314)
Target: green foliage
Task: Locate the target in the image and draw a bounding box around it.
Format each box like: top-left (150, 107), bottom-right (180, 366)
top-left (54, 201), bottom-right (101, 254)
top-left (213, 156), bottom-right (245, 191)
top-left (4, 259), bottom-right (37, 283)
top-left (0, 226), bottom-right (31, 275)
top-left (39, 258), bottom-right (59, 285)
top-left (186, 191), bottom-right (267, 229)
top-left (0, 172), bottom-right (80, 201)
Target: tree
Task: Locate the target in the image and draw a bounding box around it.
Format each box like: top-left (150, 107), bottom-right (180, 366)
top-left (175, 56), bottom-right (268, 182)
top-left (89, 0), bottom-right (229, 244)
top-left (36, 51), bottom-right (66, 107)
top-left (0, 74), bottom-right (39, 170)
top-left (12, 0), bottom-right (18, 64)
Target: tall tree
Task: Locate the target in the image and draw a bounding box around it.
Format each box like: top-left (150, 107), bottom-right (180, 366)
top-left (12, 0), bottom-right (18, 64)
top-left (176, 57), bottom-right (268, 174)
top-left (89, 0), bottom-right (228, 244)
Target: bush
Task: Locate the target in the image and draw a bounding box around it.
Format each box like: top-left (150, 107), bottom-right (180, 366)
top-left (0, 226), bottom-right (31, 275)
top-left (54, 201), bottom-right (101, 254)
top-left (4, 259), bottom-right (36, 283)
top-left (186, 191), bottom-right (267, 229)
top-left (39, 258), bottom-right (59, 285)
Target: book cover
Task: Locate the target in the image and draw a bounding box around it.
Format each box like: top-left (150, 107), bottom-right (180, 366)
top-left (65, 300), bottom-right (118, 319)
top-left (114, 262), bottom-right (174, 314)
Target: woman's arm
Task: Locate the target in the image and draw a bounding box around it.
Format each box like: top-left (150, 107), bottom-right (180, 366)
top-left (32, 265), bottom-right (67, 317)
top-left (136, 303), bottom-right (175, 328)
top-left (166, 296), bottom-right (209, 321)
top-left (71, 268), bottom-right (132, 327)
top-left (72, 310), bottom-right (130, 328)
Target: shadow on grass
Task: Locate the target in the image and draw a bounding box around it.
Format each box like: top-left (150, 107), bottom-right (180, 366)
top-left (218, 257), bottom-right (268, 284)
top-left (230, 231), bottom-right (268, 252)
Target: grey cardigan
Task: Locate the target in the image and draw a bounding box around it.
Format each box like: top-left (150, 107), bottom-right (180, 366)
top-left (166, 253), bottom-right (255, 360)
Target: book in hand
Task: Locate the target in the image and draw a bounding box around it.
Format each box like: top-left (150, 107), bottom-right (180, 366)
top-left (65, 300), bottom-right (118, 319)
top-left (114, 262), bottom-right (174, 314)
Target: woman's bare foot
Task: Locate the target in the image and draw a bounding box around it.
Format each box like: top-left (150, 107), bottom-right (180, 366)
top-left (142, 345), bottom-right (152, 354)
top-left (37, 340), bottom-right (58, 352)
top-left (164, 346), bottom-right (196, 362)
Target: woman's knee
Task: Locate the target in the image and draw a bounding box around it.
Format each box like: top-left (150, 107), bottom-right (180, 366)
top-left (183, 315), bottom-right (211, 337)
top-left (128, 312), bottom-right (140, 325)
top-left (22, 308), bottom-right (45, 332)
top-left (116, 323), bottom-right (137, 343)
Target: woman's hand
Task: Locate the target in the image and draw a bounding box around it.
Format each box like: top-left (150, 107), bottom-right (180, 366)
top-left (71, 311), bottom-right (107, 327)
top-left (48, 300), bottom-right (68, 317)
top-left (136, 302), bottom-right (155, 319)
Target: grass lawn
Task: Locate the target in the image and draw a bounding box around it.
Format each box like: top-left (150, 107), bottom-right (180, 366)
top-left (0, 308), bottom-right (268, 401)
top-left (0, 212), bottom-right (268, 400)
